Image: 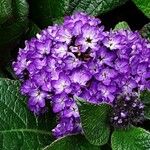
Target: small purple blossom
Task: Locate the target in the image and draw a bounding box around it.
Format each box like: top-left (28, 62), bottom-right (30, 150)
top-left (76, 24), bottom-right (100, 52)
top-left (95, 68), bottom-right (117, 85)
top-left (13, 12), bottom-right (150, 138)
top-left (28, 89), bottom-right (47, 111)
top-left (52, 93), bottom-right (68, 113)
top-left (71, 68), bottom-right (91, 86)
top-left (52, 73), bottom-right (71, 94)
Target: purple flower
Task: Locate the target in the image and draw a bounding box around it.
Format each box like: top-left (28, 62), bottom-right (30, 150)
top-left (32, 71), bottom-right (52, 92)
top-left (76, 24), bottom-right (100, 52)
top-left (52, 43), bottom-right (68, 58)
top-left (13, 12), bottom-right (150, 138)
top-left (97, 47), bottom-right (116, 67)
top-left (56, 27), bottom-right (72, 44)
top-left (63, 55), bottom-right (81, 70)
top-left (137, 62), bottom-right (148, 75)
top-left (71, 68), bottom-right (91, 86)
top-left (115, 59), bottom-right (130, 74)
top-left (28, 89), bottom-right (47, 109)
top-left (98, 84), bottom-right (116, 102)
top-left (35, 40), bottom-right (52, 56)
top-left (72, 21), bottom-right (83, 36)
top-left (122, 78), bottom-right (137, 94)
top-left (45, 56), bottom-right (57, 72)
top-left (12, 53), bottom-right (31, 76)
top-left (103, 34), bottom-right (122, 50)
top-left (111, 94), bottom-right (144, 128)
top-left (64, 12), bottom-right (88, 28)
top-left (85, 60), bottom-right (100, 75)
top-left (63, 103), bottom-right (80, 118)
top-left (52, 93), bottom-right (68, 113)
top-left (95, 68), bottom-right (117, 85)
top-left (52, 73), bottom-right (71, 94)
top-left (52, 117), bottom-right (80, 138)
top-left (21, 79), bottom-right (35, 94)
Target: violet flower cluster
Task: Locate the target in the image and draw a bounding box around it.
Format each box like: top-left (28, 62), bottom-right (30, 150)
top-left (13, 12), bottom-right (150, 138)
top-left (110, 93), bottom-right (144, 128)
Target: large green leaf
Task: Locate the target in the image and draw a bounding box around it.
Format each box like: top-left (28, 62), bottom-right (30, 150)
top-left (0, 78), bottom-right (56, 150)
top-left (0, 0), bottom-right (12, 24)
top-left (132, 0), bottom-right (150, 18)
top-left (111, 126), bottom-right (150, 150)
top-left (66, 0), bottom-right (128, 16)
top-left (43, 134), bottom-right (100, 150)
top-left (78, 99), bottom-right (112, 146)
top-left (28, 0), bottom-right (70, 28)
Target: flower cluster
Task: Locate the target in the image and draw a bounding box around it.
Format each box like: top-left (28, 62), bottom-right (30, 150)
top-left (110, 93), bottom-right (144, 128)
top-left (13, 12), bottom-right (150, 138)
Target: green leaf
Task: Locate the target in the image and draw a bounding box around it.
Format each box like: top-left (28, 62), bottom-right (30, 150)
top-left (0, 0), bottom-right (12, 24)
top-left (144, 105), bottom-right (150, 120)
top-left (0, 0), bottom-right (29, 63)
top-left (0, 0), bottom-right (29, 48)
top-left (114, 21), bottom-right (130, 30)
top-left (0, 78), bottom-right (56, 150)
top-left (52, 17), bottom-right (64, 25)
top-left (26, 21), bottom-right (41, 39)
top-left (12, 0), bottom-right (29, 19)
top-left (78, 99), bottom-right (112, 146)
top-left (132, 0), bottom-right (150, 18)
top-left (140, 90), bottom-right (150, 104)
top-left (66, 0), bottom-right (128, 16)
top-left (43, 134), bottom-right (100, 150)
top-left (28, 0), bottom-right (70, 28)
top-left (140, 90), bottom-right (150, 120)
top-left (111, 126), bottom-right (150, 150)
top-left (0, 19), bottom-right (28, 45)
top-left (140, 23), bottom-right (150, 41)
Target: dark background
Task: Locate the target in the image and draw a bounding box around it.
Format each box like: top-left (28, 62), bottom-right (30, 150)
top-left (101, 0), bottom-right (149, 30)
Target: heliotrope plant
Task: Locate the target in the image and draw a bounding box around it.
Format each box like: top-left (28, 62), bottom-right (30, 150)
top-left (13, 12), bottom-right (150, 149)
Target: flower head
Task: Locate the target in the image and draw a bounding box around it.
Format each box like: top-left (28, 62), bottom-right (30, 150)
top-left (110, 93), bottom-right (144, 128)
top-left (13, 12), bottom-right (150, 138)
